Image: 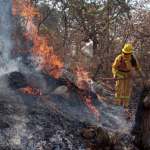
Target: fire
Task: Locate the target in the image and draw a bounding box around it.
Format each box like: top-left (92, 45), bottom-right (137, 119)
top-left (76, 66), bottom-right (100, 120)
top-left (13, 0), bottom-right (100, 120)
top-left (75, 66), bottom-right (90, 81)
top-left (19, 86), bottom-right (42, 96)
top-left (12, 0), bottom-right (64, 79)
top-left (13, 0), bottom-right (39, 19)
top-left (85, 96), bottom-right (100, 120)
top-left (75, 66), bottom-right (91, 90)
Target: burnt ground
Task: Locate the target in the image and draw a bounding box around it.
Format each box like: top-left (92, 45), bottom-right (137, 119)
top-left (0, 97), bottom-right (85, 150)
top-left (0, 72), bottom-right (87, 150)
top-left (0, 71), bottom-right (139, 150)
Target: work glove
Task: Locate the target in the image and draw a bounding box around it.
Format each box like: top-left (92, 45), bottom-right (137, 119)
top-left (115, 71), bottom-right (125, 79)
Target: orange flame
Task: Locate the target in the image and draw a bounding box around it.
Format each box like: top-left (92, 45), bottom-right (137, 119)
top-left (19, 86), bottom-right (42, 96)
top-left (76, 66), bottom-right (100, 120)
top-left (13, 0), bottom-right (100, 120)
top-left (13, 0), bottom-right (64, 79)
top-left (75, 66), bottom-right (91, 90)
top-left (75, 66), bottom-right (90, 81)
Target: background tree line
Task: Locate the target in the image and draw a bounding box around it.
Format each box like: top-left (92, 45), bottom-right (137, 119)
top-left (13, 0), bottom-right (150, 81)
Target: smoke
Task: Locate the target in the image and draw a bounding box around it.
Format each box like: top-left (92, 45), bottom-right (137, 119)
top-left (0, 0), bottom-right (18, 76)
top-left (0, 0), bottom-right (132, 135)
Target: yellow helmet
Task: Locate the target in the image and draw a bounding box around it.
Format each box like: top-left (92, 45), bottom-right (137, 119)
top-left (122, 43), bottom-right (133, 54)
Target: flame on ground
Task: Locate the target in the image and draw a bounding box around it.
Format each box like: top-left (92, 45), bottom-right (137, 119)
top-left (76, 66), bottom-right (100, 120)
top-left (13, 0), bottom-right (64, 79)
top-left (19, 86), bottom-right (42, 96)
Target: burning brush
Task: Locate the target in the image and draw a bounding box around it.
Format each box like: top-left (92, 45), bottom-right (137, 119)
top-left (12, 0), bottom-right (100, 121)
top-left (13, 0), bottom-right (64, 79)
top-left (75, 66), bottom-right (100, 120)
top-left (19, 86), bottom-right (42, 96)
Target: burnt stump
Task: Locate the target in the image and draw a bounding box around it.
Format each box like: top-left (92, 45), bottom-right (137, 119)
top-left (133, 81), bottom-right (150, 150)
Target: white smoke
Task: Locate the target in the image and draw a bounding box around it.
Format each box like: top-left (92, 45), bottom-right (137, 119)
top-left (0, 0), bottom-right (18, 76)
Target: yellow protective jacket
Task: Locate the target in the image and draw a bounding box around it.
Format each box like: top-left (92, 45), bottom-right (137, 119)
top-left (112, 53), bottom-right (141, 78)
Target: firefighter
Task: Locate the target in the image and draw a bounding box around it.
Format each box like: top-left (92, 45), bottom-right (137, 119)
top-left (112, 43), bottom-right (143, 111)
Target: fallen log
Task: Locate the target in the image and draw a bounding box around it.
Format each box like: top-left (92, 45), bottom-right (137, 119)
top-left (7, 69), bottom-right (114, 99)
top-left (62, 69), bottom-right (114, 97)
top-left (7, 71), bottom-right (27, 89)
